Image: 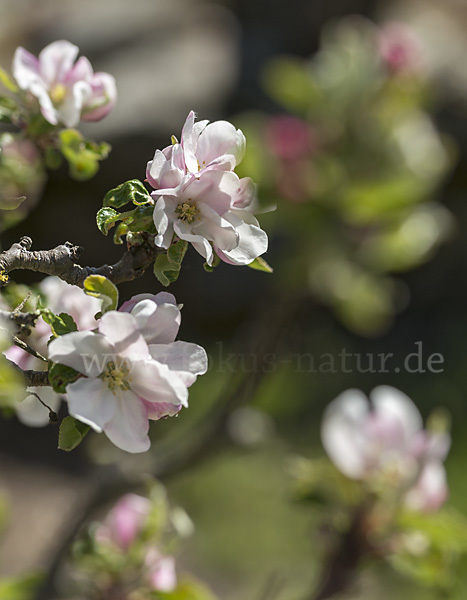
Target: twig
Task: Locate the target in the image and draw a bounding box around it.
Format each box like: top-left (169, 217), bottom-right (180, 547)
top-left (0, 308), bottom-right (39, 334)
top-left (26, 391), bottom-right (58, 423)
top-left (0, 235), bottom-right (160, 288)
top-left (12, 335), bottom-right (48, 362)
top-left (5, 358), bottom-right (50, 387)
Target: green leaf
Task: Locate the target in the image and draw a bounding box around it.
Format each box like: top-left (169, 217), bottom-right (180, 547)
top-left (48, 362), bottom-right (80, 394)
top-left (83, 275), bottom-right (118, 315)
top-left (0, 67), bottom-right (19, 93)
top-left (113, 222), bottom-right (128, 244)
top-left (96, 206), bottom-right (121, 235)
top-left (59, 129), bottom-right (110, 181)
top-left (58, 416), bottom-right (90, 451)
top-left (247, 256), bottom-right (273, 273)
top-left (40, 310), bottom-right (78, 338)
top-left (103, 179), bottom-right (151, 209)
top-left (154, 239), bottom-right (188, 287)
top-left (0, 96), bottom-right (18, 124)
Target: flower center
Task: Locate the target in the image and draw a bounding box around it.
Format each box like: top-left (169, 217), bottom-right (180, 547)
top-left (101, 360), bottom-right (131, 393)
top-left (50, 83), bottom-right (67, 105)
top-left (175, 199), bottom-right (199, 224)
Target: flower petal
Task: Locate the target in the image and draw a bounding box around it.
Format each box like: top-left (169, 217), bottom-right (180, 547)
top-left (12, 47), bottom-right (40, 90)
top-left (173, 220), bottom-right (213, 265)
top-left (103, 389), bottom-right (150, 453)
top-left (148, 341), bottom-right (208, 386)
top-left (16, 387), bottom-right (61, 427)
top-left (130, 298), bottom-right (181, 344)
top-left (130, 359), bottom-right (188, 407)
top-left (196, 120), bottom-right (245, 168)
top-left (48, 331), bottom-right (114, 377)
top-left (98, 312), bottom-right (150, 361)
top-left (66, 377), bottom-right (117, 432)
top-left (370, 386), bottom-right (423, 442)
top-left (38, 40), bottom-right (79, 85)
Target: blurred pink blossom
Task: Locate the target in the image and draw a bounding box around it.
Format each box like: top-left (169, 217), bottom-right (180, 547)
top-left (96, 493), bottom-right (151, 551)
top-left (378, 23), bottom-right (423, 74)
top-left (321, 386), bottom-right (449, 512)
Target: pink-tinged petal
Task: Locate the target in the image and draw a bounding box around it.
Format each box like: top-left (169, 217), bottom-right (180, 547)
top-left (98, 312), bottom-right (150, 361)
top-left (64, 55), bottom-right (93, 84)
top-left (130, 359), bottom-right (188, 407)
top-left (148, 341), bottom-right (208, 386)
top-left (16, 387), bottom-right (61, 427)
top-left (153, 196), bottom-right (177, 249)
top-left (185, 170), bottom-right (240, 215)
top-left (12, 47), bottom-right (40, 89)
top-left (66, 377), bottom-right (117, 432)
top-left (103, 389), bottom-right (150, 453)
top-left (4, 344), bottom-right (33, 371)
top-left (38, 40), bottom-right (79, 85)
top-left (130, 298), bottom-right (181, 344)
top-left (194, 203), bottom-right (238, 252)
top-left (82, 72), bottom-right (117, 121)
top-left (181, 111), bottom-right (208, 173)
top-left (48, 331), bottom-right (114, 377)
top-left (215, 210), bottom-right (267, 265)
top-left (146, 146), bottom-right (184, 190)
top-left (32, 83), bottom-right (59, 125)
top-left (405, 461), bottom-right (448, 513)
top-left (120, 292), bottom-right (177, 314)
top-left (39, 276), bottom-right (101, 331)
top-left (196, 120), bottom-right (246, 168)
top-left (231, 177), bottom-right (256, 210)
top-left (173, 220), bottom-right (213, 265)
top-left (141, 399), bottom-right (182, 421)
top-left (321, 389), bottom-right (371, 479)
top-left (97, 493), bottom-right (150, 550)
top-left (370, 386), bottom-right (422, 443)
top-left (145, 551), bottom-right (177, 592)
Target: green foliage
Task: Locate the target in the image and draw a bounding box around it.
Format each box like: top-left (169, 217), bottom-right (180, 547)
top-left (0, 573), bottom-right (42, 600)
top-left (103, 179), bottom-right (151, 209)
top-left (83, 274), bottom-right (118, 315)
top-left (48, 362), bottom-right (80, 394)
top-left (97, 204), bottom-right (155, 238)
top-left (154, 239), bottom-right (188, 287)
top-left (39, 309), bottom-right (78, 338)
top-left (389, 508), bottom-right (467, 589)
top-left (59, 129), bottom-right (110, 180)
top-left (0, 96), bottom-right (18, 124)
top-left (58, 416), bottom-right (90, 451)
top-left (155, 578), bottom-right (218, 600)
top-left (0, 66), bottom-right (19, 93)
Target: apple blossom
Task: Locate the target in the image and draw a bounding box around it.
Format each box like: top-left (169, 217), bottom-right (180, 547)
top-left (145, 549), bottom-right (177, 592)
top-left (378, 23), bottom-right (423, 74)
top-left (147, 111), bottom-right (268, 266)
top-left (95, 493), bottom-right (151, 551)
top-left (12, 40), bottom-right (116, 127)
top-left (48, 307), bottom-right (207, 453)
top-left (321, 386), bottom-right (450, 512)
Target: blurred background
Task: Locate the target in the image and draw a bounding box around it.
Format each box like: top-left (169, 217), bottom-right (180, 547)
top-left (1, 0), bottom-right (467, 598)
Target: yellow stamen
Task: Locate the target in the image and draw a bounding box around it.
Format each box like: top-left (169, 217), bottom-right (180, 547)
top-left (175, 200), bottom-right (199, 224)
top-left (101, 360), bottom-right (131, 394)
top-left (50, 83), bottom-right (67, 105)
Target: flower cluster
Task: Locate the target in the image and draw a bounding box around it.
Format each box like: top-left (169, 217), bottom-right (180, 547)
top-left (147, 110), bottom-right (268, 266)
top-left (95, 493), bottom-right (177, 592)
top-left (321, 386), bottom-right (450, 513)
top-left (12, 40), bottom-right (116, 128)
top-left (48, 292), bottom-right (207, 453)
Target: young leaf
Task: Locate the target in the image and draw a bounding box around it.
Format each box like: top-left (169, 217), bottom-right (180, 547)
top-left (96, 206), bottom-right (121, 235)
top-left (103, 179), bottom-right (151, 209)
top-left (83, 275), bottom-right (118, 315)
top-left (40, 310), bottom-right (78, 337)
top-left (59, 129), bottom-right (110, 181)
top-left (48, 362), bottom-right (80, 394)
top-left (154, 239), bottom-right (188, 287)
top-left (58, 416), bottom-right (90, 451)
top-left (247, 256), bottom-right (273, 273)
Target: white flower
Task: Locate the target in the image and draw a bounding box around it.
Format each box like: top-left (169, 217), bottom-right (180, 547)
top-left (147, 111), bottom-right (268, 266)
top-left (321, 386), bottom-right (449, 512)
top-left (13, 40), bottom-right (116, 127)
top-left (48, 307), bottom-right (207, 453)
